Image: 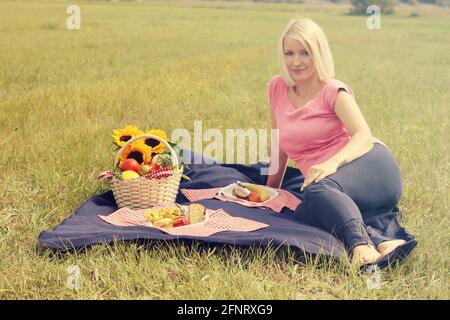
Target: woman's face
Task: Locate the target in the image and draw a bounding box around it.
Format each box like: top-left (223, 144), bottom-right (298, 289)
top-left (283, 36), bottom-right (317, 83)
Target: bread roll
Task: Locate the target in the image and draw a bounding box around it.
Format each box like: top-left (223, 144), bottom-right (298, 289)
top-left (188, 204), bottom-right (205, 224)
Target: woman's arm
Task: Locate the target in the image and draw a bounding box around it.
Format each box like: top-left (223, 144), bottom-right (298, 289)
top-left (266, 108), bottom-right (289, 189)
top-left (266, 147), bottom-right (289, 189)
top-left (325, 89), bottom-right (374, 168)
top-left (301, 89), bottom-right (374, 190)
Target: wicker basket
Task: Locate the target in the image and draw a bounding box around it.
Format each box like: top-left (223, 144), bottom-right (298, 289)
top-left (110, 134), bottom-right (183, 209)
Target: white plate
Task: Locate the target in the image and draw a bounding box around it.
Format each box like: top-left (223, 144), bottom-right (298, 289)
top-left (217, 182), bottom-right (278, 204)
top-left (144, 205), bottom-right (209, 230)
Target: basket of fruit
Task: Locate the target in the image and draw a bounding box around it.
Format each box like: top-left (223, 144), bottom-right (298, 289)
top-left (107, 132), bottom-right (184, 209)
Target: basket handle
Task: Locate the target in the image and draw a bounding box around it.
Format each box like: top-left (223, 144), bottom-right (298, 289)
top-left (114, 134), bottom-right (179, 168)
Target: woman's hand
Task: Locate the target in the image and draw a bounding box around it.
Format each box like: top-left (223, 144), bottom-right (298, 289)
top-left (300, 160), bottom-right (339, 192)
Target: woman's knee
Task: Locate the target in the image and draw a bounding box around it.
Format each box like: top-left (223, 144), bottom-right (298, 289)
top-left (303, 178), bottom-right (342, 199)
top-left (294, 180), bottom-right (342, 226)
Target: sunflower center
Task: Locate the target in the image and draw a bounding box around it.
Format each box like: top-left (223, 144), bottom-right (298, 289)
top-left (120, 135), bottom-right (132, 142)
top-left (145, 138), bottom-right (160, 148)
top-left (127, 151), bottom-right (144, 164)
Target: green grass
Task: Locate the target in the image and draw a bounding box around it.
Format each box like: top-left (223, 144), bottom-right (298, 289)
top-left (0, 0), bottom-right (449, 299)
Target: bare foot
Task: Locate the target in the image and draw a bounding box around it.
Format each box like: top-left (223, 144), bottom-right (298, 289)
top-left (352, 244), bottom-right (382, 267)
top-left (377, 239), bottom-right (407, 257)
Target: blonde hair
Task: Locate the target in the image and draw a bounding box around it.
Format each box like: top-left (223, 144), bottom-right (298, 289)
top-left (278, 18), bottom-right (335, 87)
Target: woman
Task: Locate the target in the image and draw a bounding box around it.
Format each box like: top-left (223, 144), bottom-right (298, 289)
top-left (266, 18), bottom-right (407, 267)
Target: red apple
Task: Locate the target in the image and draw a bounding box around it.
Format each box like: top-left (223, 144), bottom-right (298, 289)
top-left (149, 163), bottom-right (161, 172)
top-left (121, 159), bottom-right (141, 173)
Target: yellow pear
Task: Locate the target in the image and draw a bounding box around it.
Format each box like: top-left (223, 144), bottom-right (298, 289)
top-left (121, 170), bottom-right (140, 180)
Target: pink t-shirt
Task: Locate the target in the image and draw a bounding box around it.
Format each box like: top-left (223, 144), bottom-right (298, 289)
top-left (267, 74), bottom-right (388, 175)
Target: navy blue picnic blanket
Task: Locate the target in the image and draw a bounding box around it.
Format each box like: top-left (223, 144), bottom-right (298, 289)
top-left (38, 150), bottom-right (417, 268)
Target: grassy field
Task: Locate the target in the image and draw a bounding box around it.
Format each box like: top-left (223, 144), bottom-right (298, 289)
top-left (0, 0), bottom-right (449, 299)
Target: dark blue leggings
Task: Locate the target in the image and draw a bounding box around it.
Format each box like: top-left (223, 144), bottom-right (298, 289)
top-left (293, 143), bottom-right (402, 253)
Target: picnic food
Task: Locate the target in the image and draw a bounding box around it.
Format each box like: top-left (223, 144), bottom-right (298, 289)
top-left (151, 153), bottom-right (174, 168)
top-left (188, 204), bottom-right (206, 224)
top-left (238, 182), bottom-right (271, 202)
top-left (144, 205), bottom-right (207, 228)
top-left (109, 126), bottom-right (185, 181)
top-left (247, 192), bottom-right (261, 203)
top-left (121, 158), bottom-right (141, 173)
top-left (145, 207), bottom-right (185, 228)
top-left (121, 170), bottom-right (140, 180)
top-left (153, 218), bottom-right (174, 228)
top-left (139, 164), bottom-right (151, 175)
top-left (232, 185), bottom-right (252, 198)
top-left (149, 163), bottom-right (161, 172)
top-left (99, 127), bottom-right (187, 209)
top-left (172, 216), bottom-right (190, 227)
top-left (229, 183), bottom-right (268, 202)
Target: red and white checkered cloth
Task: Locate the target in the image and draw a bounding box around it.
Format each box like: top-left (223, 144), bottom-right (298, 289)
top-left (142, 167), bottom-right (174, 180)
top-left (180, 186), bottom-right (301, 213)
top-left (96, 168), bottom-right (174, 181)
top-left (98, 202), bottom-right (269, 237)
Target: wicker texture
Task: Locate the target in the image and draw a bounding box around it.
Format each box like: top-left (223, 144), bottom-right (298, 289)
top-left (110, 134), bottom-right (183, 209)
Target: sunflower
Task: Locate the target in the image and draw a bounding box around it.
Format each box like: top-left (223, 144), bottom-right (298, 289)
top-left (144, 129), bottom-right (168, 155)
top-left (112, 125), bottom-right (144, 148)
top-left (118, 140), bottom-right (152, 167)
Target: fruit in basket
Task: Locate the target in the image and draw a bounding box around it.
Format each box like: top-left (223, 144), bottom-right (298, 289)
top-left (238, 182), bottom-right (270, 202)
top-left (149, 163), bottom-right (161, 172)
top-left (121, 170), bottom-right (140, 180)
top-left (121, 158), bottom-right (141, 173)
top-left (139, 164), bottom-right (151, 175)
top-left (151, 153), bottom-right (174, 169)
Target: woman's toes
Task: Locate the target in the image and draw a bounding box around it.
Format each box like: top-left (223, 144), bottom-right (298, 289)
top-left (352, 245), bottom-right (382, 267)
